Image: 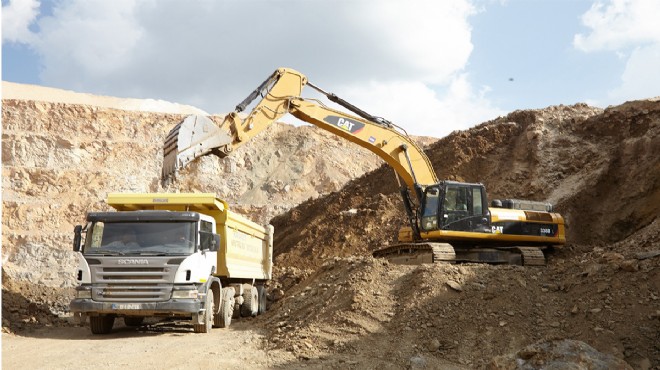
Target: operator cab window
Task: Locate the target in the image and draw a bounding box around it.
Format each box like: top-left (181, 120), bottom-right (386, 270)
top-left (472, 187), bottom-right (484, 215)
top-left (444, 186), bottom-right (469, 212)
top-left (199, 220), bottom-right (216, 251)
top-left (200, 221), bottom-right (212, 233)
top-left (421, 186), bottom-right (440, 231)
top-left (442, 185), bottom-right (471, 229)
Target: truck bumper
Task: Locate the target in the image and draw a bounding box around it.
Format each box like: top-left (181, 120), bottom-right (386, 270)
top-left (70, 298), bottom-right (202, 317)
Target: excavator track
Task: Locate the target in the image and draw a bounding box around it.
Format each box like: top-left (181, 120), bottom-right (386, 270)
top-left (517, 247), bottom-right (546, 266)
top-left (373, 243), bottom-right (456, 264)
top-left (373, 243), bottom-right (546, 266)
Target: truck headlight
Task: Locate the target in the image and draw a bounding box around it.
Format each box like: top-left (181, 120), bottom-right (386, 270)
top-left (172, 289), bottom-right (198, 299)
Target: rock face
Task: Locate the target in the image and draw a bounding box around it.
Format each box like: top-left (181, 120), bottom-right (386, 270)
top-left (1, 95), bottom-right (398, 288)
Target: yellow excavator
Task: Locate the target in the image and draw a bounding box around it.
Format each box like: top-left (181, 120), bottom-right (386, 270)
top-left (162, 68), bottom-right (565, 266)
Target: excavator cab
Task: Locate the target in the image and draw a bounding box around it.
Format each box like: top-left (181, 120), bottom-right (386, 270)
top-left (420, 181), bottom-right (490, 233)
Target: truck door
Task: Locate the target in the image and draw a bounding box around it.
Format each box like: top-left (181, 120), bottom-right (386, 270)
top-left (198, 218), bottom-right (218, 275)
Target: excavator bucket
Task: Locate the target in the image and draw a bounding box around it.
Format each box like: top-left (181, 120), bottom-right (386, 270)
top-left (162, 114), bottom-right (233, 180)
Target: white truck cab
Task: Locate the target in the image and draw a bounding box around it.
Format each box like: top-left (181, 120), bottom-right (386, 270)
top-left (70, 193), bottom-right (273, 334)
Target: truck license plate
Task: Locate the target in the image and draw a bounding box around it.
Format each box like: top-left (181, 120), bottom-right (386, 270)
top-left (112, 304), bottom-right (140, 310)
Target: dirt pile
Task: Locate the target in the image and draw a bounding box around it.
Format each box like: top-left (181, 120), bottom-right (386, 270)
top-left (264, 99), bottom-right (659, 368)
top-left (488, 339), bottom-right (633, 369)
top-left (263, 220), bottom-right (658, 368)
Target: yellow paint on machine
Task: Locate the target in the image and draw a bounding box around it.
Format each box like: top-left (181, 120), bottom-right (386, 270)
top-left (398, 207), bottom-right (565, 246)
top-left (107, 193), bottom-right (273, 280)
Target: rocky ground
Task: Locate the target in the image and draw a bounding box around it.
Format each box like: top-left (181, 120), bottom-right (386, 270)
top-left (2, 83), bottom-right (659, 369)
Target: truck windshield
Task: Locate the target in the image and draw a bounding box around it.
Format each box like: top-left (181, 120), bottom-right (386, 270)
top-left (83, 222), bottom-right (196, 255)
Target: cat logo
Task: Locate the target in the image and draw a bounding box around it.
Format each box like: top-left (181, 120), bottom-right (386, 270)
top-left (323, 115), bottom-right (365, 134)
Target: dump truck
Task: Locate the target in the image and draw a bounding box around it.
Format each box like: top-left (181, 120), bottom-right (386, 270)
top-left (70, 193), bottom-right (273, 334)
top-left (162, 67), bottom-right (565, 266)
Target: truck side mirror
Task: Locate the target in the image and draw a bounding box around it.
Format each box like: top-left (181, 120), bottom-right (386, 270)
top-left (199, 231), bottom-right (220, 251)
top-left (211, 235), bottom-right (221, 252)
top-left (73, 225), bottom-right (83, 252)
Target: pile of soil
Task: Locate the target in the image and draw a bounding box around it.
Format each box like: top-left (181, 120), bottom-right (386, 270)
top-left (263, 220), bottom-right (659, 368)
top-left (265, 100), bottom-right (659, 368)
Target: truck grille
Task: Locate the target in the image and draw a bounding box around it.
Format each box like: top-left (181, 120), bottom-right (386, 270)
top-left (88, 258), bottom-right (178, 302)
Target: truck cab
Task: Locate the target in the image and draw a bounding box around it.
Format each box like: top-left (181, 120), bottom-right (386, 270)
top-left (71, 210), bottom-right (221, 334)
top-left (70, 193), bottom-right (273, 334)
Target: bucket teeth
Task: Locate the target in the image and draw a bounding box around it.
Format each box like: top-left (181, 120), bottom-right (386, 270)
top-left (161, 115), bottom-right (234, 181)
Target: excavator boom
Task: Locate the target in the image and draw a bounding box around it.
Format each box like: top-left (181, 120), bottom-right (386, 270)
top-left (162, 67), bottom-right (436, 196)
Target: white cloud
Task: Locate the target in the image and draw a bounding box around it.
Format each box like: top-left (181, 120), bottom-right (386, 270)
top-left (34, 0), bottom-right (144, 91)
top-left (574, 0), bottom-right (660, 104)
top-left (608, 44), bottom-right (660, 101)
top-left (1, 0), bottom-right (40, 43)
top-left (19, 0), bottom-right (499, 137)
top-left (351, 1), bottom-right (476, 84)
top-left (574, 0), bottom-right (660, 52)
top-left (337, 74), bottom-right (504, 138)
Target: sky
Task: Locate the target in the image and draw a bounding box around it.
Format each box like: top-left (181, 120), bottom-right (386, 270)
top-left (2, 0), bottom-right (659, 138)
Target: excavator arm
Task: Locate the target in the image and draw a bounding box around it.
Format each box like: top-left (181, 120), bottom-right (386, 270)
top-left (163, 67), bottom-right (438, 201)
top-left (162, 68), bottom-right (305, 177)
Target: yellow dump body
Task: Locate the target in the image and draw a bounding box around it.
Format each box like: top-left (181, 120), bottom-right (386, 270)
top-left (107, 193), bottom-right (273, 280)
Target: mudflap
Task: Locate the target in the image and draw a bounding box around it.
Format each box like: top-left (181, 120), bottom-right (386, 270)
top-left (74, 312), bottom-right (87, 325)
top-left (192, 312), bottom-right (204, 326)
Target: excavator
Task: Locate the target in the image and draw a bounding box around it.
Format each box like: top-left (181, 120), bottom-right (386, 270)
top-left (162, 68), bottom-right (565, 266)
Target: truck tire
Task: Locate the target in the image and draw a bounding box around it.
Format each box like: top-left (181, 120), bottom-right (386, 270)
top-left (241, 285), bottom-right (258, 317)
top-left (193, 293), bottom-right (214, 333)
top-left (256, 285), bottom-right (267, 315)
top-left (215, 287), bottom-right (234, 328)
top-left (90, 315), bottom-right (115, 334)
top-left (123, 316), bottom-right (144, 327)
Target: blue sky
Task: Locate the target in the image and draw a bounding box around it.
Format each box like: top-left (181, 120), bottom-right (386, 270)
top-left (2, 0), bottom-right (659, 137)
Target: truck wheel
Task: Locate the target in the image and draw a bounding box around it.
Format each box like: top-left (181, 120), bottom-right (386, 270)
top-left (193, 293), bottom-right (214, 333)
top-left (256, 285), bottom-right (267, 315)
top-left (123, 317), bottom-right (144, 327)
top-left (241, 285), bottom-right (258, 317)
top-left (215, 287), bottom-right (234, 328)
top-left (90, 315), bottom-right (115, 334)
